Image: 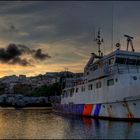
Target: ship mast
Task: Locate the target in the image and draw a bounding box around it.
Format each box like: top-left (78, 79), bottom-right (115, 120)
top-left (95, 28), bottom-right (104, 57)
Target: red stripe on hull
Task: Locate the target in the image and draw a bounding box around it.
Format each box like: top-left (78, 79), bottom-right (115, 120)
top-left (83, 104), bottom-right (93, 116)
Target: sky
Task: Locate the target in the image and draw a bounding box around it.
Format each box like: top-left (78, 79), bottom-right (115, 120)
top-left (0, 1), bottom-right (140, 77)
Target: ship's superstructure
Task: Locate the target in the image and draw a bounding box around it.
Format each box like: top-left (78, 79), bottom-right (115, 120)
top-left (53, 30), bottom-right (140, 120)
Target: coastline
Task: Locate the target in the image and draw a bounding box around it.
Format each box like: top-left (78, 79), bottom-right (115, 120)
top-left (0, 94), bottom-right (52, 108)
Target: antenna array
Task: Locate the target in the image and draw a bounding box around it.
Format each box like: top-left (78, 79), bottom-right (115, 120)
top-left (95, 28), bottom-right (104, 57)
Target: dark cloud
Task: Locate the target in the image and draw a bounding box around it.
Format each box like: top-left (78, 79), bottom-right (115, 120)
top-left (0, 43), bottom-right (50, 66)
top-left (0, 44), bottom-right (21, 62)
top-left (9, 57), bottom-right (30, 66)
top-left (0, 2), bottom-right (139, 57)
top-left (33, 49), bottom-right (51, 60)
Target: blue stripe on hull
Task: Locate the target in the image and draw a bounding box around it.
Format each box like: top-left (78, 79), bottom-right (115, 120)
top-left (72, 104), bottom-right (77, 114)
top-left (94, 104), bottom-right (101, 117)
top-left (77, 104), bottom-right (84, 115)
top-left (56, 104), bottom-right (85, 115)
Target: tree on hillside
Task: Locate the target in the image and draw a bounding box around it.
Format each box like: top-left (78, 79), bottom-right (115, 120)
top-left (30, 83), bottom-right (62, 97)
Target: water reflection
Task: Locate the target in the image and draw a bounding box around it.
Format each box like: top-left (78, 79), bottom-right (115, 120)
top-left (57, 114), bottom-right (140, 139)
top-left (0, 108), bottom-right (139, 139)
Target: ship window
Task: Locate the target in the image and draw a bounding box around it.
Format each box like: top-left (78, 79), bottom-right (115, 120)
top-left (64, 92), bottom-right (66, 97)
top-left (93, 65), bottom-right (98, 71)
top-left (136, 60), bottom-right (140, 65)
top-left (133, 76), bottom-right (137, 80)
top-left (67, 89), bottom-right (71, 97)
top-left (76, 88), bottom-right (78, 93)
top-left (126, 58), bottom-right (136, 65)
top-left (88, 84), bottom-right (93, 90)
top-left (62, 94), bottom-right (64, 98)
top-left (107, 79), bottom-right (114, 86)
top-left (108, 58), bottom-right (114, 65)
top-left (62, 91), bottom-right (66, 98)
top-left (65, 91), bottom-right (68, 97)
top-left (70, 92), bottom-right (73, 97)
top-left (70, 88), bottom-right (75, 93)
top-left (81, 86), bottom-right (85, 92)
top-left (90, 67), bottom-right (93, 71)
top-left (115, 57), bottom-right (126, 64)
top-left (69, 88), bottom-right (73, 97)
top-left (96, 82), bottom-right (102, 88)
top-left (67, 90), bottom-right (70, 97)
top-left (87, 71), bottom-right (89, 75)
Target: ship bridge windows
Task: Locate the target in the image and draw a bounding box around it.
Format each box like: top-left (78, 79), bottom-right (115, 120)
top-left (115, 57), bottom-right (126, 64)
top-left (115, 57), bottom-right (140, 65)
top-left (126, 58), bottom-right (136, 65)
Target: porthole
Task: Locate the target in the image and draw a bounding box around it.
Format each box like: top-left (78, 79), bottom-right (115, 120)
top-left (133, 76), bottom-right (137, 80)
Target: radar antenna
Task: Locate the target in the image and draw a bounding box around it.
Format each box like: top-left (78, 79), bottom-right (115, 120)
top-left (95, 28), bottom-right (104, 57)
top-left (124, 34), bottom-right (135, 52)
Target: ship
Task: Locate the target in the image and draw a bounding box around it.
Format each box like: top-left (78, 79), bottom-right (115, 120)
top-left (53, 29), bottom-right (140, 121)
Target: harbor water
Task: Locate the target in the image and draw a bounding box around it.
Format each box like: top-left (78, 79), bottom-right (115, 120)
top-left (0, 108), bottom-right (139, 139)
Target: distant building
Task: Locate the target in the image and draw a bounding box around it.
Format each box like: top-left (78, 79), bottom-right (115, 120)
top-left (0, 82), bottom-right (7, 94)
top-left (19, 75), bottom-right (26, 82)
top-left (0, 71), bottom-right (83, 95)
top-left (1, 75), bottom-right (18, 84)
top-left (73, 73), bottom-right (83, 78)
top-left (45, 72), bottom-right (59, 77)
